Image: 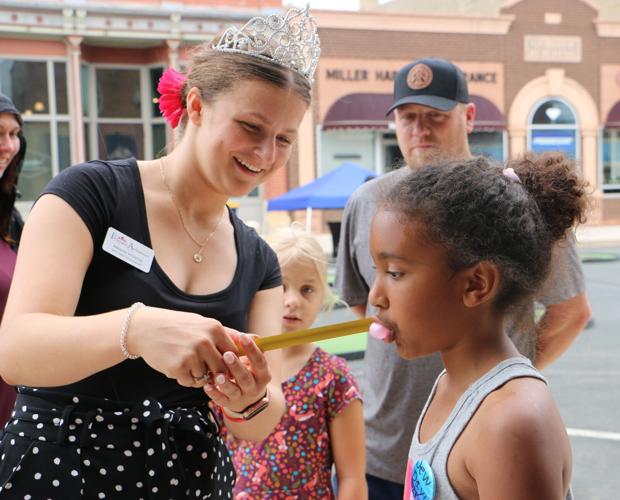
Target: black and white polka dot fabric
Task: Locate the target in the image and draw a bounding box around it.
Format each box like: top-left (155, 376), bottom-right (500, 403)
top-left (0, 388), bottom-right (235, 499)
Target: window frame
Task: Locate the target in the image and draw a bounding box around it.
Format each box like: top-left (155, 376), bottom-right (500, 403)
top-left (84, 62), bottom-right (166, 161)
top-left (0, 55), bottom-right (70, 205)
top-left (527, 96), bottom-right (580, 162)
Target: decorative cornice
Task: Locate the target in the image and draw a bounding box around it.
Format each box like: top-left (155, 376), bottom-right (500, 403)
top-left (314, 10), bottom-right (515, 35)
top-left (595, 19), bottom-right (620, 38)
top-left (0, 1), bottom-right (279, 45)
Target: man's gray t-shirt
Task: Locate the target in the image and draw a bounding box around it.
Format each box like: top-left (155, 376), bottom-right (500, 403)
top-left (335, 166), bottom-right (585, 484)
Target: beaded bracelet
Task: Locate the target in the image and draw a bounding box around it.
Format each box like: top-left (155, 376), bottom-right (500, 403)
top-left (120, 302), bottom-right (144, 360)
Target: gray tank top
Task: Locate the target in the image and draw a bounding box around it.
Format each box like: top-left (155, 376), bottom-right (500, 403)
top-left (405, 357), bottom-right (573, 500)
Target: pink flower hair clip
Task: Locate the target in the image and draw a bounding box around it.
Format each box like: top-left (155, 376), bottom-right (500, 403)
top-left (157, 68), bottom-right (187, 129)
top-left (502, 167), bottom-right (522, 184)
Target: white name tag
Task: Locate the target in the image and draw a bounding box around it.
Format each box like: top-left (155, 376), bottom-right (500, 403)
top-left (102, 227), bottom-right (154, 273)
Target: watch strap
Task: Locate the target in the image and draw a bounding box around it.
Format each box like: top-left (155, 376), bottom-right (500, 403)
top-left (222, 389), bottom-right (270, 421)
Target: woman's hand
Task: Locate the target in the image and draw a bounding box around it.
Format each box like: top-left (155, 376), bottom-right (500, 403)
top-left (202, 333), bottom-right (272, 413)
top-left (126, 306), bottom-right (244, 388)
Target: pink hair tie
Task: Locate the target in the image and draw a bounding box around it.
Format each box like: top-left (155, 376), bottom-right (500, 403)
top-left (157, 68), bottom-right (186, 129)
top-left (502, 167), bottom-right (522, 184)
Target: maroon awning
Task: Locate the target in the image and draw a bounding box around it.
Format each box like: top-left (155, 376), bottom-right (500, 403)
top-left (469, 95), bottom-right (506, 131)
top-left (323, 93), bottom-right (394, 130)
top-left (605, 101), bottom-right (620, 129)
top-left (322, 93), bottom-right (506, 131)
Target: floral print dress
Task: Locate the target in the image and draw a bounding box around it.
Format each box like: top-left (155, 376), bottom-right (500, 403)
top-left (224, 347), bottom-right (362, 499)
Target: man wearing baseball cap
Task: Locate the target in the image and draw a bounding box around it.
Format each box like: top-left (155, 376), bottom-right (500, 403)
top-left (335, 57), bottom-right (590, 499)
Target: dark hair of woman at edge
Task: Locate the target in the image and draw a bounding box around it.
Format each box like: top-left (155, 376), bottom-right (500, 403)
top-left (0, 114), bottom-right (25, 249)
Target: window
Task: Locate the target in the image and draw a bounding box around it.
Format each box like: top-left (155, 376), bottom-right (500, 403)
top-left (84, 64), bottom-right (165, 162)
top-left (602, 129), bottom-right (620, 191)
top-left (150, 67), bottom-right (166, 158)
top-left (0, 58), bottom-right (70, 200)
top-left (528, 98), bottom-right (578, 160)
top-left (469, 131), bottom-right (505, 161)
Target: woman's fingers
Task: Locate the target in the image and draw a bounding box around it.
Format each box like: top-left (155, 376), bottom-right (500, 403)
top-left (238, 334), bottom-right (271, 387)
top-left (202, 336), bottom-right (272, 412)
top-left (223, 351), bottom-right (254, 388)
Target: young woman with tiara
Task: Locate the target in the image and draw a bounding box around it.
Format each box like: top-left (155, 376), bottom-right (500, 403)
top-left (0, 6), bottom-right (320, 498)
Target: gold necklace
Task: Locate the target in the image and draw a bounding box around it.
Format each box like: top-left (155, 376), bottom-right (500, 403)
top-left (159, 158), bottom-right (225, 264)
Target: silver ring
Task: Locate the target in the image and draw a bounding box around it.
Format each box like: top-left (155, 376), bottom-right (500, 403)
top-left (192, 373), bottom-right (209, 383)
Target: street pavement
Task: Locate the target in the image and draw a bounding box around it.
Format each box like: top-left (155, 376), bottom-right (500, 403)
top-left (318, 247), bottom-right (620, 499)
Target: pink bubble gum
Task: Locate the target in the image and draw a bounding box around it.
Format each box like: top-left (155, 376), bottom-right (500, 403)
top-left (369, 322), bottom-right (394, 342)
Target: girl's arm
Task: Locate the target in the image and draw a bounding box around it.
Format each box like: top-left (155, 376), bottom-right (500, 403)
top-left (211, 285), bottom-right (286, 442)
top-left (330, 399), bottom-right (367, 500)
top-left (467, 385), bottom-right (571, 500)
top-left (0, 195), bottom-right (243, 393)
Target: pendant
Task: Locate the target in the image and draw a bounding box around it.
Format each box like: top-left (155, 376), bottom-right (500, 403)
top-left (193, 253), bottom-right (203, 263)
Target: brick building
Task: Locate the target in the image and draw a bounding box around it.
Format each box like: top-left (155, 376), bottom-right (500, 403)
top-left (2, 0), bottom-right (620, 230)
top-left (0, 0), bottom-right (282, 223)
top-left (304, 0), bottom-right (620, 230)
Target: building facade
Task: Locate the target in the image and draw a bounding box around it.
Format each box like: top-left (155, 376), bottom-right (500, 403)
top-left (2, 0), bottom-right (620, 230)
top-left (305, 0), bottom-right (620, 228)
top-left (0, 0), bottom-right (285, 224)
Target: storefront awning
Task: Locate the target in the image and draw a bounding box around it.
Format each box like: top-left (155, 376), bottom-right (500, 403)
top-left (322, 93), bottom-right (506, 131)
top-left (605, 101), bottom-right (620, 129)
top-left (470, 95), bottom-right (506, 131)
top-left (323, 93), bottom-right (395, 130)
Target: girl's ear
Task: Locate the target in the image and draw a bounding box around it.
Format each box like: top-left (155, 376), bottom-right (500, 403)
top-left (460, 261), bottom-right (500, 307)
top-left (185, 87), bottom-right (204, 126)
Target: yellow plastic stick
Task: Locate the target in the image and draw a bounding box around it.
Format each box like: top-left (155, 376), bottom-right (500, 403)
top-left (239, 318), bottom-right (372, 353)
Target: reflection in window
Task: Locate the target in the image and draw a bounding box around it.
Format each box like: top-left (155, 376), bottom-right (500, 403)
top-left (58, 122), bottom-right (71, 171)
top-left (150, 67), bottom-right (164, 118)
top-left (529, 98), bottom-right (578, 159)
top-left (469, 131), bottom-right (504, 161)
top-left (97, 124), bottom-right (144, 160)
top-left (54, 62), bottom-right (68, 115)
top-left (20, 122), bottom-right (52, 200)
top-left (0, 60), bottom-right (48, 115)
top-left (96, 68), bottom-right (141, 118)
top-left (81, 64), bottom-right (89, 117)
top-left (602, 129), bottom-right (620, 188)
top-left (153, 123), bottom-right (166, 158)
top-left (532, 100), bottom-right (576, 125)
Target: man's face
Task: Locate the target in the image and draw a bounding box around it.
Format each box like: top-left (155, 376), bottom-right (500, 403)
top-left (394, 102), bottom-right (475, 168)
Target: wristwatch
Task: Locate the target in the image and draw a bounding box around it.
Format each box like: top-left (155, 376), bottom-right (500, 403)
top-left (222, 389), bottom-right (270, 421)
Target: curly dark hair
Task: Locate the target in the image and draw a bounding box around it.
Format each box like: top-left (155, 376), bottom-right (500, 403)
top-left (383, 153), bottom-right (589, 310)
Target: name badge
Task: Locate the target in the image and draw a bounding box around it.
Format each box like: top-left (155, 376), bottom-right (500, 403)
top-left (102, 227), bottom-right (154, 273)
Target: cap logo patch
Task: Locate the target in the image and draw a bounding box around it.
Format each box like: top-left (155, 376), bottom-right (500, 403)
top-left (407, 64), bottom-right (433, 90)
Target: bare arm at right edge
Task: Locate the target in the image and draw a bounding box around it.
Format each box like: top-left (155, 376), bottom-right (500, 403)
top-left (0, 194), bottom-right (240, 389)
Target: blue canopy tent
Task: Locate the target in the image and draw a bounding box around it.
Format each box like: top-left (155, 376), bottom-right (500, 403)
top-left (267, 162), bottom-right (377, 232)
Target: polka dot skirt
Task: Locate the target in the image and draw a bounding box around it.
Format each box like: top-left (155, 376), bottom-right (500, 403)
top-left (0, 388), bottom-right (234, 499)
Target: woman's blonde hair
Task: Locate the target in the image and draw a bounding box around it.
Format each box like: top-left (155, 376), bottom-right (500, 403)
top-left (268, 225), bottom-right (340, 312)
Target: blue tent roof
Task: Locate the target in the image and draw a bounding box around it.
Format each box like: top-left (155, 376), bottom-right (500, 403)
top-left (267, 162), bottom-right (377, 211)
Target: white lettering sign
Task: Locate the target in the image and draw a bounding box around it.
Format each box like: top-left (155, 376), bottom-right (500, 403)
top-left (524, 35), bottom-right (582, 63)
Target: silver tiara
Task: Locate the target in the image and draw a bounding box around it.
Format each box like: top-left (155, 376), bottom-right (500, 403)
top-left (212, 5), bottom-right (320, 84)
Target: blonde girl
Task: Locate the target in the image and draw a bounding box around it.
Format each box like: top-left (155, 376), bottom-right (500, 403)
top-left (225, 227), bottom-right (367, 499)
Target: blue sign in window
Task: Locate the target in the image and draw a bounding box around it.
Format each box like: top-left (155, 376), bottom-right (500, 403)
top-left (531, 129), bottom-right (577, 158)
